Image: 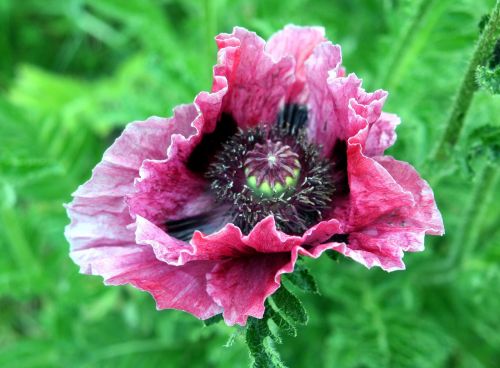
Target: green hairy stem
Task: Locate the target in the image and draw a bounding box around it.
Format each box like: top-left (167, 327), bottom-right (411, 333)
top-left (431, 0), bottom-right (500, 162)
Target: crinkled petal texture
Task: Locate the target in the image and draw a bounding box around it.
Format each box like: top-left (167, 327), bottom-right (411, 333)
top-left (65, 25), bottom-right (443, 326)
top-left (65, 112), bottom-right (222, 319)
top-left (135, 215), bottom-right (341, 325)
top-left (301, 41), bottom-right (443, 270)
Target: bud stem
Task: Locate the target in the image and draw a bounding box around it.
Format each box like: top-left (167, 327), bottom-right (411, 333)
top-left (430, 0), bottom-right (500, 162)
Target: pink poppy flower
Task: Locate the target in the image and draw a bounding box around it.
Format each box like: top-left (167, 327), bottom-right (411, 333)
top-left (65, 25), bottom-right (444, 326)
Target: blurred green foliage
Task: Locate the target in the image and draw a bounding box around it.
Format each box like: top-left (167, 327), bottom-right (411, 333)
top-left (1, 0), bottom-right (499, 367)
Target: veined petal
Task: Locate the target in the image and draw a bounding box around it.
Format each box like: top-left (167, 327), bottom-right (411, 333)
top-left (346, 142), bottom-right (415, 228)
top-left (136, 215), bottom-right (304, 266)
top-left (65, 110), bottom-right (222, 317)
top-left (214, 27), bottom-right (295, 128)
top-left (375, 156), bottom-right (444, 236)
top-left (305, 42), bottom-right (343, 156)
top-left (364, 112), bottom-right (401, 156)
top-left (71, 244), bottom-right (221, 319)
top-left (206, 243), bottom-right (338, 326)
top-left (66, 115), bottom-right (181, 255)
top-left (127, 158), bottom-right (213, 225)
top-left (267, 25), bottom-right (326, 102)
top-left (328, 155), bottom-right (443, 271)
top-left (307, 56), bottom-right (388, 156)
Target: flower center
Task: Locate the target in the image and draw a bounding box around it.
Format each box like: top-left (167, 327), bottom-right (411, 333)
top-left (244, 141), bottom-right (301, 197)
top-left (198, 104), bottom-right (336, 236)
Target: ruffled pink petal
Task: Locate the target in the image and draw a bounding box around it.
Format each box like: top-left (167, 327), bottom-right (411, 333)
top-left (331, 74), bottom-right (386, 148)
top-left (329, 155), bottom-right (444, 271)
top-left (214, 27), bottom-right (295, 128)
top-left (135, 215), bottom-right (249, 265)
top-left (206, 243), bottom-right (338, 326)
top-left (346, 142), bottom-right (415, 229)
top-left (329, 241), bottom-right (405, 271)
top-left (66, 115), bottom-right (180, 253)
top-left (349, 87), bottom-right (387, 130)
top-left (364, 112), bottom-right (400, 156)
top-left (302, 218), bottom-right (344, 245)
top-left (305, 42), bottom-right (342, 156)
top-left (306, 52), bottom-right (388, 156)
top-left (266, 25), bottom-right (326, 103)
top-left (207, 253), bottom-right (288, 326)
top-left (66, 196), bottom-right (133, 249)
top-left (70, 117), bottom-right (177, 199)
top-left (375, 156), bottom-right (444, 236)
top-left (135, 213), bottom-right (344, 325)
top-left (245, 216), bottom-right (304, 252)
top-left (345, 88), bottom-right (388, 150)
top-left (126, 81), bottom-right (231, 226)
top-left (136, 215), bottom-right (305, 266)
top-left (71, 244), bottom-right (221, 319)
top-left (66, 112), bottom-right (222, 318)
top-left (135, 216), bottom-right (181, 261)
top-left (127, 158), bottom-right (212, 225)
top-left (195, 78), bottom-right (228, 133)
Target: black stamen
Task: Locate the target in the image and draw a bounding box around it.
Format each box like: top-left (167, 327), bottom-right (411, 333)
top-left (277, 104), bottom-right (308, 136)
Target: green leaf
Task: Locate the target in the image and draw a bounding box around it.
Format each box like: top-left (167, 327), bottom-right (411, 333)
top-left (270, 285), bottom-right (308, 325)
top-left (266, 305), bottom-right (297, 338)
top-left (326, 249), bottom-right (341, 262)
top-left (266, 320), bottom-right (283, 345)
top-left (246, 318), bottom-right (287, 368)
top-left (284, 263), bottom-right (319, 294)
top-left (203, 314), bottom-right (223, 326)
top-left (476, 65), bottom-right (500, 94)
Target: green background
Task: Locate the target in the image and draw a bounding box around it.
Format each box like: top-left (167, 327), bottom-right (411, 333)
top-left (1, 0), bottom-right (499, 367)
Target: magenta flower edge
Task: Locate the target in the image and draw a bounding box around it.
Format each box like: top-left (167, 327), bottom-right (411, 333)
top-left (65, 25), bottom-right (444, 326)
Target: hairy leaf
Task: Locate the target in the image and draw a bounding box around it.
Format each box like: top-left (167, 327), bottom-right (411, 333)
top-left (246, 318), bottom-right (287, 368)
top-left (285, 263), bottom-right (319, 294)
top-left (476, 65), bottom-right (500, 94)
top-left (270, 285), bottom-right (308, 325)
